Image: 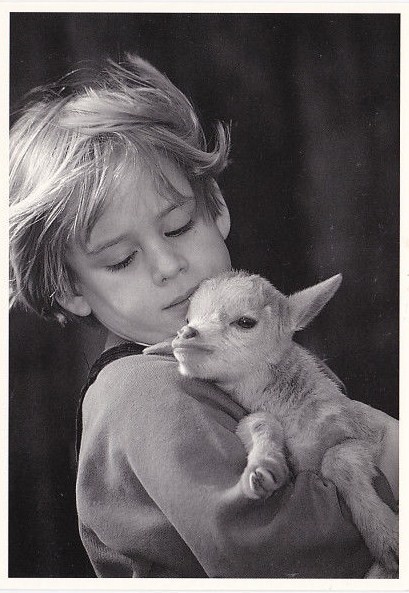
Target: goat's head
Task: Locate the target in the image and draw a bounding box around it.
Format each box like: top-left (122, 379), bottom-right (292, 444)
top-left (171, 270), bottom-right (342, 383)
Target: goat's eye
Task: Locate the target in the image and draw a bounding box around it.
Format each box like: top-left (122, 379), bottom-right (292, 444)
top-left (234, 316), bottom-right (257, 329)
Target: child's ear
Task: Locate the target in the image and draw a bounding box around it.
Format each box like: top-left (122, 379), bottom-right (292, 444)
top-left (215, 195), bottom-right (231, 239)
top-left (56, 292), bottom-right (92, 317)
top-left (288, 274), bottom-right (342, 332)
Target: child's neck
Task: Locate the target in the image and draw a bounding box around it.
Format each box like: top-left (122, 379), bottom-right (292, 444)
top-left (104, 331), bottom-right (151, 350)
top-left (105, 332), bottom-right (126, 350)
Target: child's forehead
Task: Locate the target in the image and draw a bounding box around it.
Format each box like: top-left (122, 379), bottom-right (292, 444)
top-left (111, 154), bottom-right (194, 207)
top-left (72, 148), bottom-right (195, 245)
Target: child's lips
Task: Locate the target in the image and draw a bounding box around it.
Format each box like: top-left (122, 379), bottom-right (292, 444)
top-left (163, 285), bottom-right (199, 310)
top-left (163, 298), bottom-right (189, 312)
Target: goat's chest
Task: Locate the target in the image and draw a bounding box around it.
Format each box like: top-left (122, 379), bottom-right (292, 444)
top-left (267, 395), bottom-right (356, 473)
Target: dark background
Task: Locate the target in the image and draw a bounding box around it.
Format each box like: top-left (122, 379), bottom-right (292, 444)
top-left (9, 13), bottom-right (399, 577)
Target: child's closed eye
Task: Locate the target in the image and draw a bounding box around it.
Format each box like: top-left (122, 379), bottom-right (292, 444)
top-left (106, 251), bottom-right (137, 272)
top-left (165, 219), bottom-right (195, 238)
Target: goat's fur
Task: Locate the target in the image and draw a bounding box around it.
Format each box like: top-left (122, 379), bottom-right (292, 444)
top-left (144, 270), bottom-right (398, 578)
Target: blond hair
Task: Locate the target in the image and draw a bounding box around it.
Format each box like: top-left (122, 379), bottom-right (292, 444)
top-left (10, 54), bottom-right (230, 322)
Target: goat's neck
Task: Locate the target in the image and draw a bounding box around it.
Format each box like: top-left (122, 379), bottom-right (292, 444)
top-left (218, 343), bottom-right (334, 413)
top-left (216, 359), bottom-right (274, 410)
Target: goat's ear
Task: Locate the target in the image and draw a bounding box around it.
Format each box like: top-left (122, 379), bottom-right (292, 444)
top-left (143, 340), bottom-right (174, 356)
top-left (288, 274), bottom-right (342, 332)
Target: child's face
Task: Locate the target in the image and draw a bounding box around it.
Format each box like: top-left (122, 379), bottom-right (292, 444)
top-left (64, 157), bottom-right (231, 345)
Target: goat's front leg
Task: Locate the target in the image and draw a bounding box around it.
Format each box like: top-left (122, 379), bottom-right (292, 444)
top-left (237, 412), bottom-right (289, 499)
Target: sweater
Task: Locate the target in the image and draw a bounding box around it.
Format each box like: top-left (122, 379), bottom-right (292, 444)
top-left (76, 348), bottom-right (375, 578)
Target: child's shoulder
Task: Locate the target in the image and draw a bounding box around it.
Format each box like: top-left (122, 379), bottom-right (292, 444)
top-left (92, 350), bottom-right (179, 399)
top-left (84, 349), bottom-right (245, 427)
top-left (82, 352), bottom-right (184, 433)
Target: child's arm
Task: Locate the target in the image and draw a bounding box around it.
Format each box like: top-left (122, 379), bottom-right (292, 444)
top-left (78, 354), bottom-right (385, 578)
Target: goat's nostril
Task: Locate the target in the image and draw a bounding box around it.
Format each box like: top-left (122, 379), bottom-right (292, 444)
top-left (179, 325), bottom-right (198, 339)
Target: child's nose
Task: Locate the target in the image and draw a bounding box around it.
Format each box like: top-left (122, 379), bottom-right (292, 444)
top-left (150, 244), bottom-right (188, 285)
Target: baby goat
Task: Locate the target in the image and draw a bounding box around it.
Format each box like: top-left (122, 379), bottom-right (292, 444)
top-left (145, 270), bottom-right (398, 578)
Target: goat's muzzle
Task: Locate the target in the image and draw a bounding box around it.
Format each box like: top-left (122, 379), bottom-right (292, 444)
top-left (177, 325), bottom-right (199, 340)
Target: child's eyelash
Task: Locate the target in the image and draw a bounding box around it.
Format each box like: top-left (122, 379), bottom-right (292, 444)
top-left (106, 252), bottom-right (137, 272)
top-left (165, 219), bottom-right (195, 238)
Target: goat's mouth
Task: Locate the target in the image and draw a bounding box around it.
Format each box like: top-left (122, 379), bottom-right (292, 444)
top-left (172, 344), bottom-right (214, 361)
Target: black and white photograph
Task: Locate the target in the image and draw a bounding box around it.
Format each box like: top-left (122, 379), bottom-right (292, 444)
top-left (8, 9), bottom-right (401, 584)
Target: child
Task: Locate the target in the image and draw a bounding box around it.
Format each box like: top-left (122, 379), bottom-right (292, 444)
top-left (10, 54), bottom-right (398, 578)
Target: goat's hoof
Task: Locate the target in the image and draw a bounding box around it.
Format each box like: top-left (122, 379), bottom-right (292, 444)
top-left (363, 508), bottom-right (398, 574)
top-left (249, 468), bottom-right (278, 499)
top-left (241, 460), bottom-right (289, 500)
top-left (382, 544), bottom-right (399, 575)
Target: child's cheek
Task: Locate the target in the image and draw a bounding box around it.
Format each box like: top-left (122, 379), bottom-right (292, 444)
top-left (206, 240), bottom-right (231, 275)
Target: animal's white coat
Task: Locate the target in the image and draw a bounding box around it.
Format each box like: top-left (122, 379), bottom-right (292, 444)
top-left (145, 270), bottom-right (398, 578)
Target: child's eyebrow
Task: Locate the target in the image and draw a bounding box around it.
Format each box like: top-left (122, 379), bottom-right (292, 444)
top-left (86, 234), bottom-right (129, 256)
top-left (85, 199), bottom-right (195, 256)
